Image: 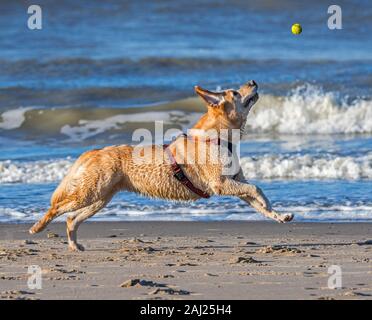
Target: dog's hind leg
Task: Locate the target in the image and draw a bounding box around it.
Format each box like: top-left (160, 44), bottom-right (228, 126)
top-left (66, 198), bottom-right (112, 251)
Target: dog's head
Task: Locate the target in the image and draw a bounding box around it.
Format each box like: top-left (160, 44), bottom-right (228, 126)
top-left (194, 80), bottom-right (258, 131)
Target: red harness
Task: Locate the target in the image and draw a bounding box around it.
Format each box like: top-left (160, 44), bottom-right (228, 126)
top-left (163, 134), bottom-right (234, 199)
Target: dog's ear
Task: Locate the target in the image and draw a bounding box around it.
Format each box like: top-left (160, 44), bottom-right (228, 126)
top-left (194, 86), bottom-right (225, 107)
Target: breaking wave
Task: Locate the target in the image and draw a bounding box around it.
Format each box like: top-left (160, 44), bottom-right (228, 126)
top-left (240, 154), bottom-right (372, 180)
top-left (0, 158), bottom-right (73, 184)
top-left (246, 85), bottom-right (372, 134)
top-left (1, 153), bottom-right (371, 184)
top-left (0, 84), bottom-right (371, 139)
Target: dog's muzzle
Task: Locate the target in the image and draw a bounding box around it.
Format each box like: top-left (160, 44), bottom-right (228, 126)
top-left (243, 90), bottom-right (259, 108)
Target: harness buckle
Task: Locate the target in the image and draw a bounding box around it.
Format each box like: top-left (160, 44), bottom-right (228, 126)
top-left (173, 168), bottom-right (186, 181)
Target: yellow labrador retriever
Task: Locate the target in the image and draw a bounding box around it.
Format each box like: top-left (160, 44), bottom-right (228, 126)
top-left (30, 81), bottom-right (293, 251)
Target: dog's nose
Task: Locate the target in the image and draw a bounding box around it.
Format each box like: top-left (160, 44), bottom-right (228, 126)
top-left (248, 80), bottom-right (257, 87)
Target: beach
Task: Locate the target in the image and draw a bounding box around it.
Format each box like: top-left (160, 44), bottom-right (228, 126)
top-left (1, 221), bottom-right (371, 300)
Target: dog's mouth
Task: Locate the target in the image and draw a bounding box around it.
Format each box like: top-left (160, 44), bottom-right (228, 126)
top-left (243, 91), bottom-right (259, 109)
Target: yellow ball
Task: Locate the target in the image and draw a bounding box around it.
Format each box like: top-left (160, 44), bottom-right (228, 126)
top-left (291, 23), bottom-right (302, 35)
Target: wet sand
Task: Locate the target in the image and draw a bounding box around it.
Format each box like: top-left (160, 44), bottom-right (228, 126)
top-left (0, 222), bottom-right (371, 300)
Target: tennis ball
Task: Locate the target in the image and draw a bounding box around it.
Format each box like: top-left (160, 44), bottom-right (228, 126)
top-left (291, 23), bottom-right (302, 35)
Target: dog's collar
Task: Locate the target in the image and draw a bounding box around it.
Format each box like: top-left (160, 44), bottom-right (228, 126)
top-left (178, 133), bottom-right (234, 154)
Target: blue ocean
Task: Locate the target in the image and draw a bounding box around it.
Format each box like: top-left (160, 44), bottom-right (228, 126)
top-left (0, 0), bottom-right (371, 222)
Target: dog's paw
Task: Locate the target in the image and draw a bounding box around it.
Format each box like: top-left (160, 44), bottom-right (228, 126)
top-left (278, 213), bottom-right (294, 223)
top-left (29, 222), bottom-right (42, 234)
top-left (68, 243), bottom-right (85, 252)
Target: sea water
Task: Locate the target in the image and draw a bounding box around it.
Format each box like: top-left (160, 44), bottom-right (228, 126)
top-left (0, 0), bottom-right (371, 222)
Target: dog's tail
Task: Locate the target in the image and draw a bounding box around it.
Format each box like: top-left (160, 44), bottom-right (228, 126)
top-left (29, 207), bottom-right (58, 234)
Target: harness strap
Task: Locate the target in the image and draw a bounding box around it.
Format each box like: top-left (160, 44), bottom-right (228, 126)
top-left (163, 134), bottom-right (238, 198)
top-left (188, 136), bottom-right (237, 179)
top-left (163, 144), bottom-right (211, 198)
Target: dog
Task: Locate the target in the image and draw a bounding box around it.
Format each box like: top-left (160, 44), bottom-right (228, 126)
top-left (29, 80), bottom-right (294, 251)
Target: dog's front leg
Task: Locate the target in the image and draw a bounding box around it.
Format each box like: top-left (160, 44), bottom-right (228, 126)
top-left (212, 179), bottom-right (293, 223)
top-left (240, 195), bottom-right (293, 223)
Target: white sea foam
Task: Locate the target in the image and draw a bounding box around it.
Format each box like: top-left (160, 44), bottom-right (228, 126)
top-left (246, 84), bottom-right (372, 134)
top-left (0, 107), bottom-right (33, 130)
top-left (0, 208), bottom-right (28, 221)
top-left (1, 204), bottom-right (371, 223)
top-left (1, 153), bottom-right (371, 184)
top-left (240, 154), bottom-right (372, 180)
top-left (0, 158), bottom-right (73, 184)
top-left (65, 204), bottom-right (372, 222)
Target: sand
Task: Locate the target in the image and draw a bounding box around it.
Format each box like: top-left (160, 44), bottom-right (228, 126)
top-left (0, 222), bottom-right (371, 300)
